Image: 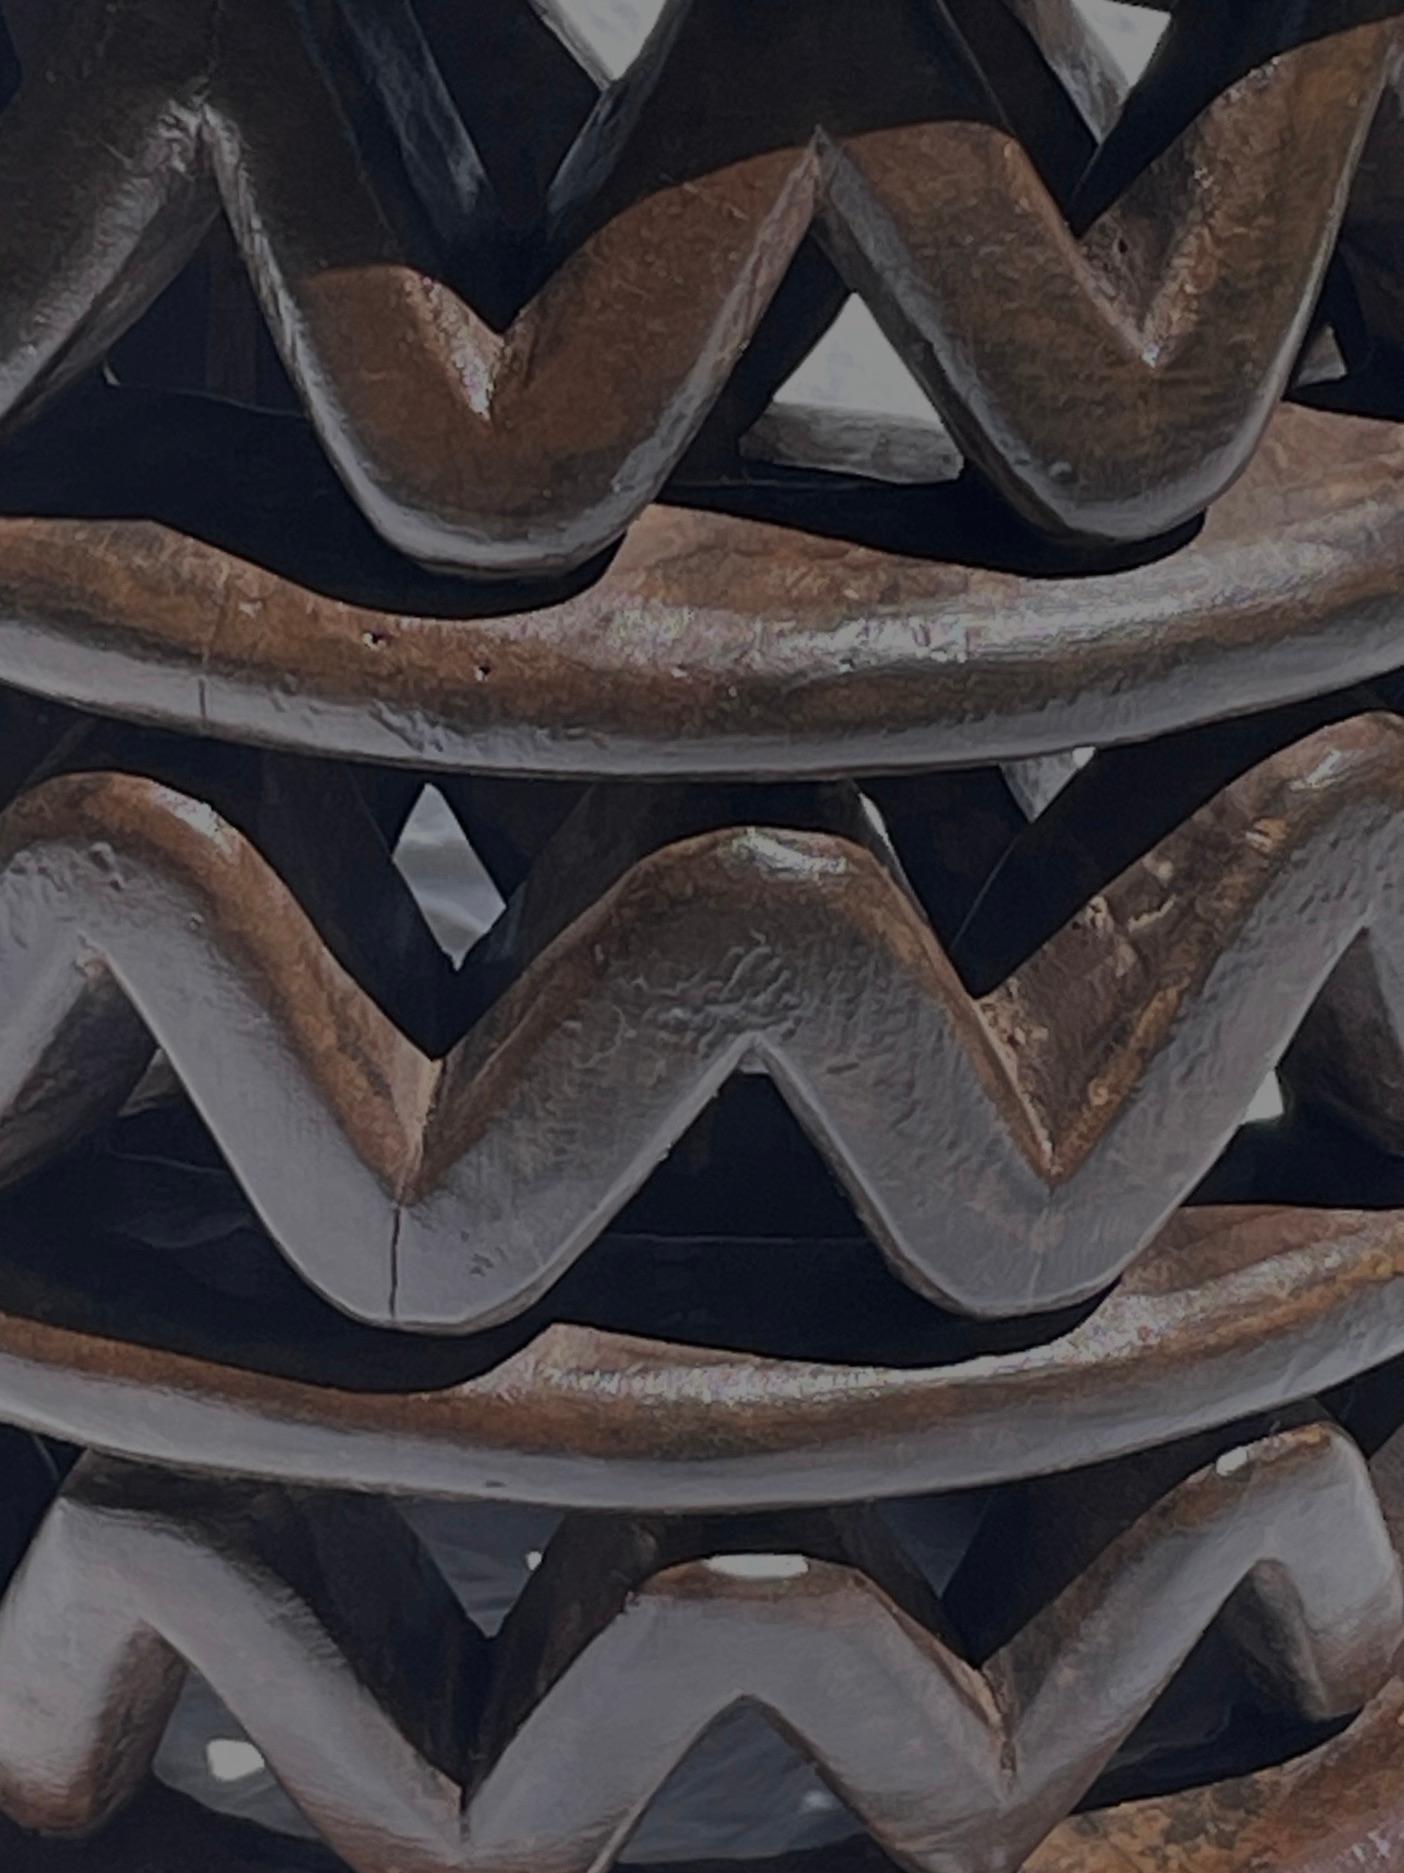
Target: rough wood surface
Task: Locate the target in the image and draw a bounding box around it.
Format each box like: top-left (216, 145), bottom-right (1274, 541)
top-left (0, 0), bottom-right (1397, 574)
top-left (0, 1420), bottom-right (1400, 1873)
top-left (1, 717), bottom-right (1404, 1325)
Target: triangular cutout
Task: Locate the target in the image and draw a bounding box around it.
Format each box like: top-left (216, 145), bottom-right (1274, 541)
top-left (1001, 747), bottom-right (1095, 822)
top-left (393, 786), bottom-right (507, 966)
top-left (528, 0), bottom-right (666, 83)
top-left (156, 1686), bottom-right (310, 1839)
top-left (1245, 1071), bottom-right (1285, 1125)
top-left (623, 1702), bottom-right (871, 1863)
top-left (743, 297), bottom-right (963, 485)
top-left (532, 2), bottom-right (1169, 101)
top-left (1073, 0), bottom-right (1168, 84)
top-left (601, 1077), bottom-right (994, 1368)
top-left (614, 1076), bottom-right (868, 1246)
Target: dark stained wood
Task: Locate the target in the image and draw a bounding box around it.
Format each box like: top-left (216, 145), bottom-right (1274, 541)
top-left (0, 1204), bottom-right (1394, 1511)
top-left (0, 4), bottom-right (1402, 1867)
top-left (0, 0), bottom-right (1397, 574)
top-left (0, 397), bottom-right (1399, 776)
top-left (2, 718), bottom-right (1404, 1326)
top-left (0, 1420), bottom-right (1400, 1871)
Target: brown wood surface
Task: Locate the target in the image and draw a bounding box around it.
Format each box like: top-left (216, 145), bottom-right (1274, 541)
top-left (0, 0), bottom-right (1397, 574)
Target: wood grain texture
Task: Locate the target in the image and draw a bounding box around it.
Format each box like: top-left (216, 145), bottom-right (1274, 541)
top-left (2, 716), bottom-right (1404, 1325)
top-left (0, 398), bottom-right (1398, 776)
top-left (0, 1204), bottom-right (1394, 1511)
top-left (0, 8), bottom-right (1401, 1869)
top-left (0, 0), bottom-right (1396, 573)
top-left (0, 1421), bottom-right (1399, 1873)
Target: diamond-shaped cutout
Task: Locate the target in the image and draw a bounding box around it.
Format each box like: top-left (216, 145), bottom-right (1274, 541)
top-left (393, 787), bottom-right (506, 966)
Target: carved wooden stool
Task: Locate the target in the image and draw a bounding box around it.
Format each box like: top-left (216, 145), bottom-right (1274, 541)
top-left (0, 1), bottom-right (1401, 1869)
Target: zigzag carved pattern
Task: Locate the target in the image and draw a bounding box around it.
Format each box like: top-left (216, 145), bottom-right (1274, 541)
top-left (0, 0), bottom-right (1398, 573)
top-left (0, 1423), bottom-right (1397, 1873)
top-left (8, 714), bottom-right (1404, 1328)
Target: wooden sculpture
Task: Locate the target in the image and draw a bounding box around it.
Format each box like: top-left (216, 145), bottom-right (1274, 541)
top-left (0, 2), bottom-right (1401, 1870)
